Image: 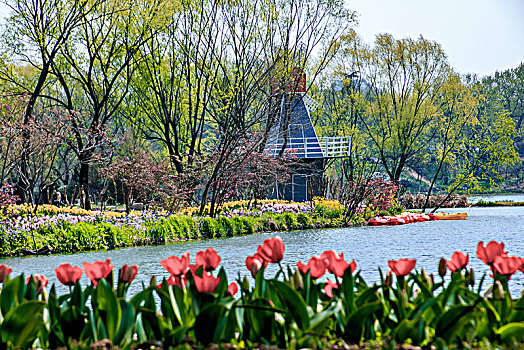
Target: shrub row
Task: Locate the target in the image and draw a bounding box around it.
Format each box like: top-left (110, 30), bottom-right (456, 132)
top-left (0, 210), bottom-right (341, 257)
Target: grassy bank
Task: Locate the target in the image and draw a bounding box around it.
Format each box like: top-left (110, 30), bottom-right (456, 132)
top-left (0, 199), bottom-right (353, 257)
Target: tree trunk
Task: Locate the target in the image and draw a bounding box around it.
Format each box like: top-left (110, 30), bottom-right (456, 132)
top-left (79, 161), bottom-right (91, 210)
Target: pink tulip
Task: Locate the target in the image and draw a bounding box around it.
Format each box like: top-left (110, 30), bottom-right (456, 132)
top-left (257, 236), bottom-right (285, 263)
top-left (195, 248), bottom-right (221, 271)
top-left (0, 265), bottom-right (12, 283)
top-left (493, 255), bottom-right (522, 277)
top-left (477, 241), bottom-right (507, 265)
top-left (323, 279), bottom-right (338, 298)
top-left (228, 282), bottom-right (238, 296)
top-left (307, 256), bottom-right (328, 279)
top-left (446, 251), bottom-right (469, 272)
top-left (26, 274), bottom-right (49, 295)
top-left (388, 259), bottom-right (416, 277)
top-left (193, 273), bottom-right (221, 293)
top-left (296, 261), bottom-right (309, 274)
top-left (83, 259), bottom-right (114, 286)
top-left (161, 252), bottom-right (190, 276)
top-left (246, 255), bottom-right (264, 278)
top-left (119, 264), bottom-right (138, 284)
top-left (55, 263), bottom-right (82, 286)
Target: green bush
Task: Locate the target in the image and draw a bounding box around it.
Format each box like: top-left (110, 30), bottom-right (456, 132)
top-left (297, 212), bottom-right (313, 229)
top-left (218, 216), bottom-right (237, 237)
top-left (282, 212), bottom-right (299, 230)
top-left (239, 216), bottom-right (255, 234)
top-left (199, 217), bottom-right (219, 239)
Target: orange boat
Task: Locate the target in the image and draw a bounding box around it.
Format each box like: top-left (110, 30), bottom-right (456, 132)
top-left (435, 212), bottom-right (468, 220)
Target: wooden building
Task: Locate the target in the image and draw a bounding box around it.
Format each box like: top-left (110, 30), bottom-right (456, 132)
top-left (265, 69), bottom-right (351, 201)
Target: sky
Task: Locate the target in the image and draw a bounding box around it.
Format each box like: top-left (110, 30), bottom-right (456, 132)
top-left (0, 0), bottom-right (522, 78)
top-left (348, 0), bottom-right (524, 77)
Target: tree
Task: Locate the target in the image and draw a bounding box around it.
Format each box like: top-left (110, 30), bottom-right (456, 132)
top-left (337, 33), bottom-right (449, 182)
top-left (48, 0), bottom-right (161, 209)
top-left (420, 72), bottom-right (519, 211)
top-left (0, 0), bottom-right (98, 201)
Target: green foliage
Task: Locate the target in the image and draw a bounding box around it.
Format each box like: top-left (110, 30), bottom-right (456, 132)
top-left (297, 212), bottom-right (314, 229)
top-left (0, 208), bottom-right (362, 257)
top-left (1, 254), bottom-right (523, 348)
top-left (199, 217), bottom-right (219, 239)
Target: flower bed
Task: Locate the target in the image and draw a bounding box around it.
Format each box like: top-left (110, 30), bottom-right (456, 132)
top-left (0, 200), bottom-right (348, 257)
top-left (0, 238), bottom-right (523, 349)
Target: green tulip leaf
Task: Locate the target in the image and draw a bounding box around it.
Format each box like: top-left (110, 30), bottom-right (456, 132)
top-left (508, 296), bottom-right (524, 323)
top-left (496, 322), bottom-right (524, 342)
top-left (0, 300), bottom-right (45, 348)
top-left (435, 304), bottom-right (482, 343)
top-left (96, 278), bottom-right (121, 341)
top-left (341, 268), bottom-right (355, 313)
top-left (268, 280), bottom-right (310, 330)
top-left (344, 301), bottom-right (383, 343)
top-left (114, 299), bottom-right (135, 346)
top-left (194, 303), bottom-right (229, 344)
top-left (393, 318), bottom-right (423, 343)
top-left (0, 275), bottom-right (26, 317)
top-left (309, 300), bottom-right (341, 332)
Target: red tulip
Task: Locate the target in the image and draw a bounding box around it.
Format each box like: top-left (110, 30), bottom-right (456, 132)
top-left (520, 258), bottom-right (524, 273)
top-left (321, 250), bottom-right (344, 265)
top-left (119, 264), bottom-right (138, 284)
top-left (296, 261), bottom-right (309, 274)
top-left (257, 236), bottom-right (285, 263)
top-left (477, 241), bottom-right (507, 265)
top-left (55, 263), bottom-right (82, 286)
top-left (193, 272), bottom-right (221, 293)
top-left (195, 248), bottom-right (221, 271)
top-left (26, 274), bottom-right (49, 287)
top-left (307, 256), bottom-right (328, 279)
top-left (0, 264), bottom-right (12, 283)
top-left (446, 251), bottom-right (469, 272)
top-left (228, 282), bottom-right (238, 296)
top-left (161, 252), bottom-right (190, 276)
top-left (323, 279), bottom-right (338, 298)
top-left (246, 255), bottom-right (264, 278)
top-left (321, 250), bottom-right (356, 277)
top-left (83, 258), bottom-right (115, 286)
top-left (26, 274), bottom-right (49, 295)
top-left (493, 255), bottom-right (522, 276)
top-left (388, 259), bottom-right (416, 277)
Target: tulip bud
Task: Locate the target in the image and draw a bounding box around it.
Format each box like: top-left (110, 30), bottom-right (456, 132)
top-left (384, 270), bottom-right (393, 289)
top-left (293, 270), bottom-right (303, 291)
top-left (438, 258), bottom-right (447, 278)
top-left (242, 276), bottom-right (250, 292)
top-left (149, 275), bottom-right (157, 288)
top-left (468, 268), bottom-right (475, 287)
top-left (495, 281), bottom-right (504, 300)
top-left (421, 268), bottom-right (431, 287)
top-left (429, 273), bottom-right (434, 286)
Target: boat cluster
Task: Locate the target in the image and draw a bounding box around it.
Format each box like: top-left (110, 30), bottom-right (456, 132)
top-left (367, 212), bottom-right (437, 226)
top-left (367, 212), bottom-right (468, 226)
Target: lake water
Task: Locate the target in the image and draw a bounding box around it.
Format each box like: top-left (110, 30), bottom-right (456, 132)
top-left (2, 206), bottom-right (524, 297)
top-left (469, 193), bottom-right (524, 203)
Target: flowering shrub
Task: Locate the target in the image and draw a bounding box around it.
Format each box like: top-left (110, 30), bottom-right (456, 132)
top-left (0, 238), bottom-right (523, 348)
top-left (0, 184), bottom-right (18, 210)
